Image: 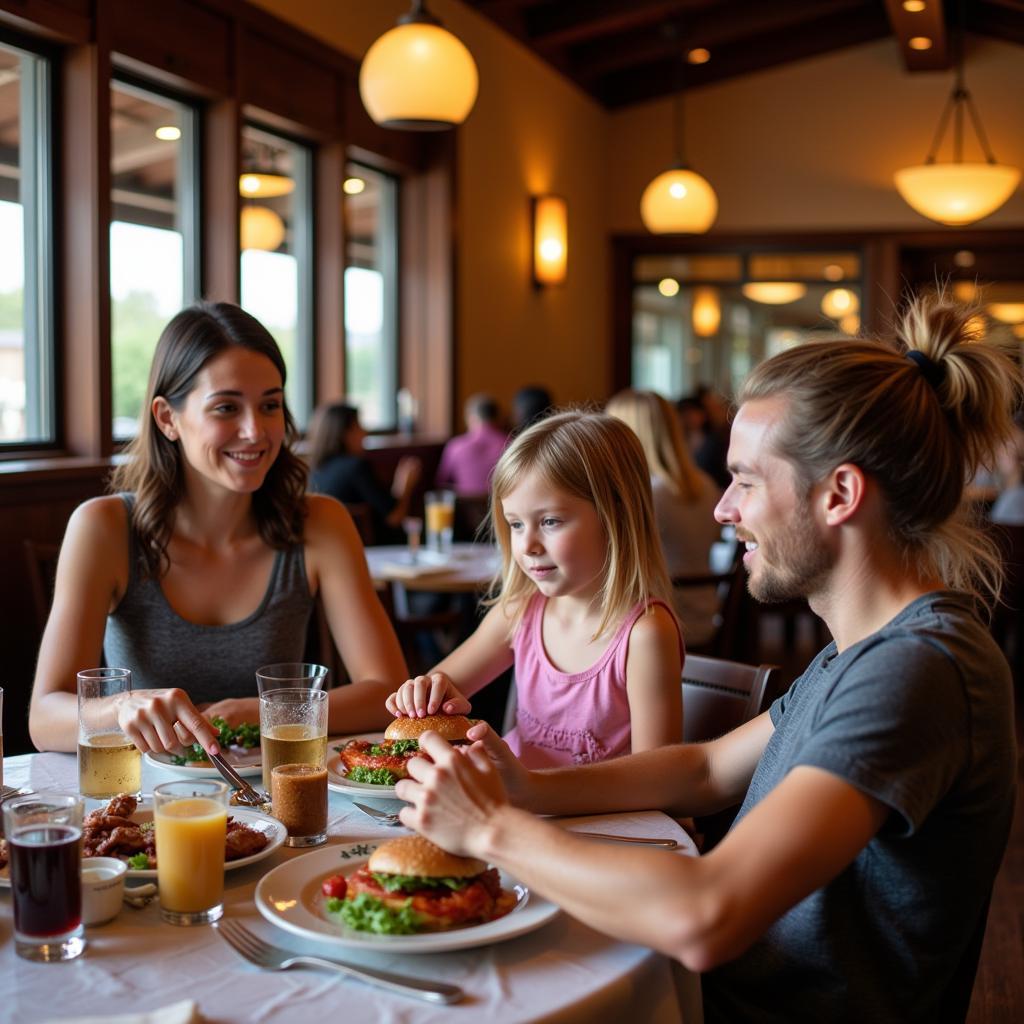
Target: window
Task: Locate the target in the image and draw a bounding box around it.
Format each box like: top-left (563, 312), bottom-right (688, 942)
top-left (344, 162), bottom-right (398, 430)
top-left (631, 250), bottom-right (863, 399)
top-left (0, 41), bottom-right (53, 445)
top-left (110, 79), bottom-right (199, 438)
top-left (239, 125), bottom-right (313, 427)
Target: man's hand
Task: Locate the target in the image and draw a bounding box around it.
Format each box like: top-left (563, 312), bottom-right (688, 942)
top-left (386, 672), bottom-right (471, 717)
top-left (395, 730), bottom-right (509, 858)
top-left (117, 688), bottom-right (220, 756)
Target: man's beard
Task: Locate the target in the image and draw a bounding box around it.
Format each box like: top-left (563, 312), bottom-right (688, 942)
top-left (745, 523), bottom-right (832, 604)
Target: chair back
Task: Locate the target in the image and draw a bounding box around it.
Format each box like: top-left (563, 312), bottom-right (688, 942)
top-left (672, 559), bottom-right (754, 661)
top-left (23, 539), bottom-right (60, 637)
top-left (343, 503), bottom-right (375, 546)
top-left (681, 654), bottom-right (776, 743)
top-left (990, 522), bottom-right (1024, 679)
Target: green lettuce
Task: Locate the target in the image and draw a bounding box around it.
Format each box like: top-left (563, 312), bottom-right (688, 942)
top-left (346, 766), bottom-right (398, 785)
top-left (327, 893), bottom-right (421, 935)
top-left (369, 739), bottom-right (419, 757)
top-left (370, 872), bottom-right (470, 893)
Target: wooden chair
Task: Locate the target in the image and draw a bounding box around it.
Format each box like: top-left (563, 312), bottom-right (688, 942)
top-left (454, 492), bottom-right (491, 542)
top-left (990, 523), bottom-right (1024, 683)
top-left (681, 654), bottom-right (776, 743)
top-left (343, 502), bottom-right (374, 546)
top-left (672, 560), bottom-right (754, 661)
top-left (23, 539), bottom-right (60, 637)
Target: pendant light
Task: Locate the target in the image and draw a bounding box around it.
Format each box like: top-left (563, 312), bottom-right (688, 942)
top-left (894, 5), bottom-right (1019, 225)
top-left (640, 34), bottom-right (717, 234)
top-left (360, 1), bottom-right (479, 131)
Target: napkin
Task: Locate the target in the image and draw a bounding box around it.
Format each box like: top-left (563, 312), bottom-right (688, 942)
top-left (42, 1000), bottom-right (201, 1024)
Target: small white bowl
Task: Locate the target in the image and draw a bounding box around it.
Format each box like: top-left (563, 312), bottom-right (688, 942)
top-left (81, 856), bottom-right (127, 926)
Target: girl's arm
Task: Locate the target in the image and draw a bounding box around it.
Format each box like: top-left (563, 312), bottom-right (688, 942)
top-left (624, 604), bottom-right (683, 752)
top-left (304, 495), bottom-right (410, 734)
top-left (386, 602), bottom-right (516, 717)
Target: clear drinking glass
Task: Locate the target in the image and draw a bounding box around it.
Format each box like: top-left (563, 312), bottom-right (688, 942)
top-left (153, 779), bottom-right (229, 926)
top-left (77, 668), bottom-right (141, 800)
top-left (255, 662), bottom-right (329, 697)
top-left (259, 688), bottom-right (328, 798)
top-left (271, 762), bottom-right (328, 847)
top-left (402, 515), bottom-right (423, 564)
top-left (3, 793), bottom-right (86, 961)
top-left (424, 489), bottom-right (456, 554)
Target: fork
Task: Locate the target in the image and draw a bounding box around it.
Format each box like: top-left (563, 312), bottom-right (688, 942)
top-left (352, 801), bottom-right (679, 848)
top-left (214, 918), bottom-right (463, 1004)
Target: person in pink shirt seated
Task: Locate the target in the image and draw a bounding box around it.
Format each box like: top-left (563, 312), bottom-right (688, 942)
top-left (435, 394), bottom-right (509, 495)
top-left (388, 410), bottom-right (684, 768)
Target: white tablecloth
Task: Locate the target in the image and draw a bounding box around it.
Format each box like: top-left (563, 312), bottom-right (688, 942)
top-left (2, 752), bottom-right (701, 1024)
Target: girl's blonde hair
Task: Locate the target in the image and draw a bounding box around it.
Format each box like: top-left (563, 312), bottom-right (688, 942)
top-left (606, 389), bottom-right (708, 502)
top-left (487, 409), bottom-right (674, 639)
top-left (740, 294), bottom-right (1023, 604)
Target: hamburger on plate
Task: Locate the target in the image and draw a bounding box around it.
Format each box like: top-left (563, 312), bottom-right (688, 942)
top-left (321, 835), bottom-right (516, 934)
top-left (337, 714), bottom-right (474, 785)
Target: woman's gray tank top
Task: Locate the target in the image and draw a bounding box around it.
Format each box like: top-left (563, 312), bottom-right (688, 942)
top-left (103, 495), bottom-right (314, 704)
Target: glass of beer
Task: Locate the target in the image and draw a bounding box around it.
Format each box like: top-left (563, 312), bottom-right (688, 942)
top-left (425, 489), bottom-right (456, 554)
top-left (77, 668), bottom-right (141, 801)
top-left (153, 779), bottom-right (229, 926)
top-left (271, 762), bottom-right (328, 847)
top-left (259, 688), bottom-right (328, 798)
top-left (3, 793), bottom-right (86, 961)
top-left (255, 662), bottom-right (329, 698)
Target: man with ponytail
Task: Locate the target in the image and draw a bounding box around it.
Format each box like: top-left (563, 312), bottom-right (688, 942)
top-left (391, 295), bottom-right (1020, 1022)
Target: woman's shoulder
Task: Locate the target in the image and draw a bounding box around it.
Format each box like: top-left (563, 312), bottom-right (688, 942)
top-left (68, 494), bottom-right (130, 540)
top-left (301, 494), bottom-right (366, 553)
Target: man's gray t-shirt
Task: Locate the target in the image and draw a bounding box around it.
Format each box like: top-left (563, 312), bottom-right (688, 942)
top-left (703, 592), bottom-right (1016, 1023)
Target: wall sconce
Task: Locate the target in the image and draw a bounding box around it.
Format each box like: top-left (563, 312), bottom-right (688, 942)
top-left (532, 195), bottom-right (567, 287)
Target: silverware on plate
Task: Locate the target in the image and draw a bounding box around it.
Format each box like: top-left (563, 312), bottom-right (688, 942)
top-left (352, 801), bottom-right (678, 848)
top-left (214, 918), bottom-right (463, 1004)
top-left (207, 751), bottom-right (270, 808)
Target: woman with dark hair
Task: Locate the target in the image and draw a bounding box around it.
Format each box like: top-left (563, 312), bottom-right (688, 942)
top-left (307, 401), bottom-right (421, 544)
top-left (29, 302), bottom-right (407, 755)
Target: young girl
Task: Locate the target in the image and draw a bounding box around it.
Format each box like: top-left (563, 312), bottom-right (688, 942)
top-left (387, 410), bottom-right (684, 768)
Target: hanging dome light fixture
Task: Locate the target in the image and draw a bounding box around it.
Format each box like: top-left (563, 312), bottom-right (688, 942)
top-left (360, 0), bottom-right (479, 131)
top-left (894, 5), bottom-right (1019, 225)
top-left (640, 26), bottom-right (718, 234)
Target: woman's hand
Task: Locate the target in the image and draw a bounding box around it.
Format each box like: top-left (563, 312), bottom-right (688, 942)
top-left (200, 697), bottom-right (259, 730)
top-left (116, 688), bottom-right (220, 756)
top-left (396, 731), bottom-right (509, 858)
top-left (386, 672), bottom-right (471, 717)
top-left (461, 722), bottom-right (535, 808)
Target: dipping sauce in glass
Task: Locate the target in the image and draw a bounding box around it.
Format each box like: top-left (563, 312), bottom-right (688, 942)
top-left (271, 763), bottom-right (328, 847)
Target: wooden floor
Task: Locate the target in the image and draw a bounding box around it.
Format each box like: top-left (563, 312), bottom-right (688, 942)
top-left (756, 609), bottom-right (1024, 1022)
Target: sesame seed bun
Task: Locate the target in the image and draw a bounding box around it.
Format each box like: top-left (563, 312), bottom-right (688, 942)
top-left (367, 835), bottom-right (486, 879)
top-left (384, 714), bottom-right (474, 743)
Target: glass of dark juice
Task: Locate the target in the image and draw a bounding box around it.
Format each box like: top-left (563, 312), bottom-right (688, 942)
top-left (3, 792), bottom-right (86, 961)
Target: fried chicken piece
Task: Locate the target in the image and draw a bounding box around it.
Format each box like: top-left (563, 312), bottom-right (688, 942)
top-left (224, 818), bottom-right (269, 860)
top-left (82, 813), bottom-right (137, 832)
top-left (97, 825), bottom-right (148, 856)
top-left (104, 793), bottom-right (138, 819)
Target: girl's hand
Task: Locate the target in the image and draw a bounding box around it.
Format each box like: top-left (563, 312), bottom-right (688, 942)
top-left (200, 697), bottom-right (259, 730)
top-left (117, 688), bottom-right (220, 756)
top-left (385, 672), bottom-right (472, 718)
top-left (396, 730), bottom-right (509, 858)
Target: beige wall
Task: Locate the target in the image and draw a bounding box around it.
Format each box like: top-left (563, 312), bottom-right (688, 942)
top-left (608, 36), bottom-right (1024, 232)
top-left (251, 0), bottom-right (611, 420)
top-left (250, 3), bottom-right (1024, 416)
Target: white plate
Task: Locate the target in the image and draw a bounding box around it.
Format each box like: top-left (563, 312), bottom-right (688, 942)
top-left (145, 747), bottom-right (263, 779)
top-left (327, 736), bottom-right (399, 799)
top-left (0, 804), bottom-right (285, 887)
top-left (255, 842), bottom-right (560, 954)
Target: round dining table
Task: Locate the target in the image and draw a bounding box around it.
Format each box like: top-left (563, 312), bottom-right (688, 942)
top-left (2, 748), bottom-right (702, 1024)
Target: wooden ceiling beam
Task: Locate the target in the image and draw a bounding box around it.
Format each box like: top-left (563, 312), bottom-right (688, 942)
top-left (569, 0), bottom-right (866, 86)
top-left (966, 1), bottom-right (1024, 46)
top-left (524, 0), bottom-right (708, 49)
top-left (883, 0), bottom-right (950, 70)
top-left (597, 6), bottom-right (891, 108)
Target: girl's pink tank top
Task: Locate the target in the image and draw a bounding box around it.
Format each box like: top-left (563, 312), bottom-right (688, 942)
top-left (504, 593), bottom-right (683, 769)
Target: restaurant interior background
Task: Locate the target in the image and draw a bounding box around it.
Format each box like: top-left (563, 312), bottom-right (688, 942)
top-left (0, 0), bottom-right (1023, 761)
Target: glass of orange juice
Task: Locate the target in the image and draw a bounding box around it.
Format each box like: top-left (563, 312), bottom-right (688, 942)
top-left (424, 489), bottom-right (456, 553)
top-left (153, 780), bottom-right (228, 926)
